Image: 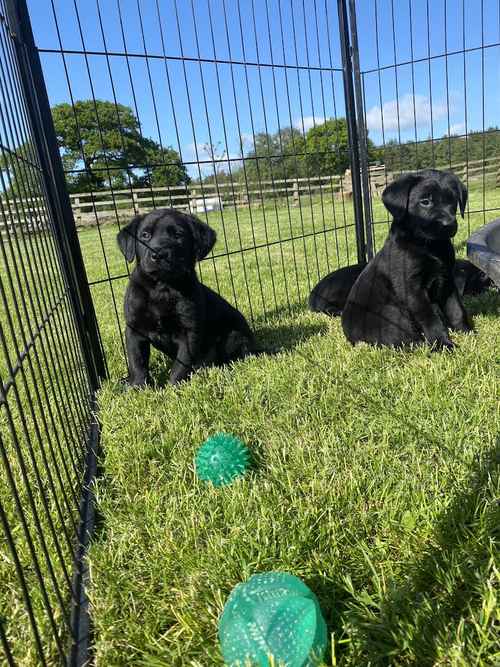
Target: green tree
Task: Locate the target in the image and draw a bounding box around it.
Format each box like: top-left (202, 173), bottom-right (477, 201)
top-left (305, 118), bottom-right (380, 176)
top-left (51, 100), bottom-right (189, 192)
top-left (239, 128), bottom-right (306, 183)
top-left (0, 141), bottom-right (42, 198)
top-left (137, 139), bottom-right (189, 189)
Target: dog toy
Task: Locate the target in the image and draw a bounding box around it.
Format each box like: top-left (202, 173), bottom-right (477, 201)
top-left (195, 433), bottom-right (251, 486)
top-left (219, 572), bottom-right (328, 667)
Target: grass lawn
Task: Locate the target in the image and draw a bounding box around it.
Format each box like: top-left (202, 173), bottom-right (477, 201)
top-left (83, 186), bottom-right (499, 665)
top-left (1, 183), bottom-right (499, 665)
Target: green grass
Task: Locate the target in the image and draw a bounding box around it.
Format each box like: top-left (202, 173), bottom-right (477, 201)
top-left (1, 184), bottom-right (499, 665)
top-left (89, 303), bottom-right (499, 666)
top-left (85, 186), bottom-right (499, 665)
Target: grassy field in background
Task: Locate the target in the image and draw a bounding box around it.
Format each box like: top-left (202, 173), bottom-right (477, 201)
top-left (1, 183), bottom-right (499, 664)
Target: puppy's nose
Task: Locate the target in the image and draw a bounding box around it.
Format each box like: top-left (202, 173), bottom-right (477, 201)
top-left (151, 247), bottom-right (171, 261)
top-left (442, 216), bottom-right (457, 228)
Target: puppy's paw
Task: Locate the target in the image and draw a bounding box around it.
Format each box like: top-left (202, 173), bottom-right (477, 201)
top-left (462, 319), bottom-right (475, 334)
top-left (431, 337), bottom-right (456, 352)
top-left (120, 375), bottom-right (150, 389)
top-left (456, 324), bottom-right (475, 335)
top-left (254, 344), bottom-right (283, 356)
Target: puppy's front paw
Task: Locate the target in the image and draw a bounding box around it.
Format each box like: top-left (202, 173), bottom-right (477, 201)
top-left (120, 375), bottom-right (149, 389)
top-left (431, 337), bottom-right (456, 352)
top-left (455, 319), bottom-right (474, 334)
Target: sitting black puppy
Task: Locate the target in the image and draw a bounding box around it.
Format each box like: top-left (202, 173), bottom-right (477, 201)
top-left (309, 258), bottom-right (492, 316)
top-left (117, 208), bottom-right (255, 386)
top-left (341, 170), bottom-right (473, 350)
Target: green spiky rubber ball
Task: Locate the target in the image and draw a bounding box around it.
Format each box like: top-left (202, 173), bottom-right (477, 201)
top-left (195, 433), bottom-right (250, 487)
top-left (219, 572), bottom-right (328, 667)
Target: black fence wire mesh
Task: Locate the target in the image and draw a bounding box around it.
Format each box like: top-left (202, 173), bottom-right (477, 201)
top-left (31, 0), bottom-right (363, 377)
top-left (358, 0), bottom-right (500, 253)
top-left (1, 0), bottom-right (499, 663)
top-left (0, 0), bottom-right (105, 663)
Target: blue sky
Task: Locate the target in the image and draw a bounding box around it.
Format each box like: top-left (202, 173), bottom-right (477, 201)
top-left (27, 0), bottom-right (500, 177)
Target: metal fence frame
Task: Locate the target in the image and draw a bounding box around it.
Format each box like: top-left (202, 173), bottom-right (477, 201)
top-left (1, 0), bottom-right (499, 664)
top-left (3, 0), bottom-right (365, 663)
top-left (1, 0), bottom-right (105, 664)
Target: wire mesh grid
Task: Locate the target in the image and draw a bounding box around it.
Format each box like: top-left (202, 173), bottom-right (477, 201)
top-left (0, 0), bottom-right (100, 663)
top-left (1, 0), bottom-right (500, 664)
top-left (30, 0), bottom-right (365, 377)
top-left (357, 0), bottom-right (500, 254)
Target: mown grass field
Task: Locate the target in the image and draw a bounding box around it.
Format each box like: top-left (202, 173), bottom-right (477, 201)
top-left (1, 183), bottom-right (499, 665)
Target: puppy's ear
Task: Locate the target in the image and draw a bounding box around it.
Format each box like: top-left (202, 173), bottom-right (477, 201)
top-left (449, 174), bottom-right (468, 218)
top-left (185, 213), bottom-right (217, 260)
top-left (382, 173), bottom-right (422, 220)
top-left (117, 214), bottom-right (144, 262)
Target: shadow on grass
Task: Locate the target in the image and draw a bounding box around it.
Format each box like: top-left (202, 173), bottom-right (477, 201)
top-left (142, 312), bottom-right (328, 387)
top-left (321, 437), bottom-right (500, 665)
top-left (255, 318), bottom-right (328, 353)
top-left (465, 288), bottom-right (500, 318)
top-left (252, 300), bottom-right (308, 325)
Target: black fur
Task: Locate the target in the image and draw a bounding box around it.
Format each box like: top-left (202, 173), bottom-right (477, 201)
top-left (309, 259), bottom-right (492, 316)
top-left (340, 170), bottom-right (474, 350)
top-left (117, 208), bottom-right (255, 386)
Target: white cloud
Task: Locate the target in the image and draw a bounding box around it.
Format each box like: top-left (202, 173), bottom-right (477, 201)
top-left (448, 122), bottom-right (465, 136)
top-left (239, 132), bottom-right (255, 149)
top-left (294, 116), bottom-right (326, 132)
top-left (366, 94), bottom-right (449, 133)
top-left (183, 141), bottom-right (242, 177)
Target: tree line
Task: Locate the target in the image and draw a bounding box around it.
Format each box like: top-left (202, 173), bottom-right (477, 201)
top-left (1, 98), bottom-right (499, 197)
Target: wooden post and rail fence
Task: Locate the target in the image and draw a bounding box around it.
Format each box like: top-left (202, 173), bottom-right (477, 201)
top-left (2, 155), bottom-right (500, 234)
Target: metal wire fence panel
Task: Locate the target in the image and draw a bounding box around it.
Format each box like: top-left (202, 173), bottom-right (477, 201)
top-left (24, 0), bottom-right (364, 378)
top-left (2, 0), bottom-right (499, 661)
top-left (353, 0), bottom-right (500, 255)
top-left (0, 0), bottom-right (104, 663)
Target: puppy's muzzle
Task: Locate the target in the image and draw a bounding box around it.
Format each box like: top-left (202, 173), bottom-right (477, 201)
top-left (441, 216), bottom-right (457, 235)
top-left (149, 248), bottom-right (172, 263)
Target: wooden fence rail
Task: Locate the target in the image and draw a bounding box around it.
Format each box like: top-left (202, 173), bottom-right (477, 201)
top-left (2, 156), bottom-right (500, 233)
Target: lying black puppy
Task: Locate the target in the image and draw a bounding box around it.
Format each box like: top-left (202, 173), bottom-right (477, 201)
top-left (117, 208), bottom-right (255, 386)
top-left (341, 170), bottom-right (473, 349)
top-left (309, 258), bottom-right (492, 316)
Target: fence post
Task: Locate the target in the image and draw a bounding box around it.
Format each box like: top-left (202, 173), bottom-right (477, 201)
top-left (348, 0), bottom-right (374, 261)
top-left (337, 0), bottom-right (367, 264)
top-left (73, 196), bottom-right (81, 224)
top-left (293, 178), bottom-right (299, 207)
top-left (5, 0), bottom-right (107, 391)
top-left (132, 190), bottom-right (140, 214)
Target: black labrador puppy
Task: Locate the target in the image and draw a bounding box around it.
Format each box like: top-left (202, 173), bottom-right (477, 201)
top-left (117, 208), bottom-right (255, 386)
top-left (309, 258), bottom-right (492, 316)
top-left (340, 170), bottom-right (473, 350)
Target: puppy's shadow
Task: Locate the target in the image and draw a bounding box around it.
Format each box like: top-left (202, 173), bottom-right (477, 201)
top-left (149, 355), bottom-right (174, 387)
top-left (465, 287), bottom-right (500, 318)
top-left (148, 316), bottom-right (329, 386)
top-left (256, 319), bottom-right (329, 354)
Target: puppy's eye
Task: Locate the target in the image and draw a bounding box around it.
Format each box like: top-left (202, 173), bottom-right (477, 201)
top-left (141, 231), bottom-right (151, 240)
top-left (420, 198), bottom-right (432, 208)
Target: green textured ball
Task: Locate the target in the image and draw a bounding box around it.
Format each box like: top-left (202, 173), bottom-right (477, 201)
top-left (219, 572), bottom-right (328, 667)
top-left (195, 433), bottom-right (251, 487)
